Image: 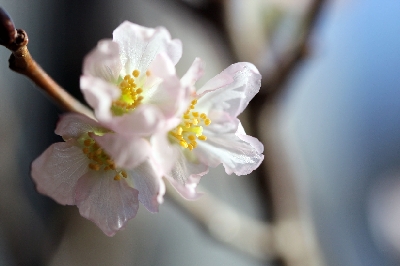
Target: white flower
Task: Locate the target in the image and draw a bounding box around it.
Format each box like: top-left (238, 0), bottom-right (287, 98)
top-left (31, 113), bottom-right (165, 236)
top-left (80, 21), bottom-right (187, 171)
top-left (165, 59), bottom-right (264, 199)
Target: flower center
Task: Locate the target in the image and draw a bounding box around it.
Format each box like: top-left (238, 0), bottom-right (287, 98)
top-left (169, 99), bottom-right (211, 150)
top-left (111, 69), bottom-right (151, 116)
top-left (79, 133), bottom-right (127, 181)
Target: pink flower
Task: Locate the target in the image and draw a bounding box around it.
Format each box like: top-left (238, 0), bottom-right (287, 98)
top-left (31, 113), bottom-right (165, 236)
top-left (80, 21), bottom-right (185, 135)
top-left (165, 59), bottom-right (264, 199)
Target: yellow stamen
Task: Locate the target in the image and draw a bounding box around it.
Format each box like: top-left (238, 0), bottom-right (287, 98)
top-left (180, 141), bottom-right (188, 148)
top-left (198, 135), bottom-right (207, 141)
top-left (169, 98), bottom-right (211, 151)
top-left (132, 69), bottom-right (140, 77)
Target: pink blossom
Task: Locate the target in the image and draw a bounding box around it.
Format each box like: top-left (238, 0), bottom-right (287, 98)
top-left (31, 113), bottom-right (165, 236)
top-left (165, 59), bottom-right (264, 199)
top-left (79, 21), bottom-right (188, 171)
top-left (80, 21), bottom-right (185, 132)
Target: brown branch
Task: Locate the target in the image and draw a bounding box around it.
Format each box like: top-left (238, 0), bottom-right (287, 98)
top-left (0, 8), bottom-right (93, 118)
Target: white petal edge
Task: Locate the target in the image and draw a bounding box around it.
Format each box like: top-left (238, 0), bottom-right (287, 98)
top-left (195, 128), bottom-right (264, 176)
top-left (93, 132), bottom-right (152, 170)
top-left (113, 21), bottom-right (182, 75)
top-left (82, 40), bottom-right (122, 83)
top-left (55, 113), bottom-right (105, 139)
top-left (166, 147), bottom-right (209, 200)
top-left (127, 159), bottom-right (165, 212)
top-left (31, 140), bottom-right (89, 205)
top-left (75, 170), bottom-right (139, 237)
top-left (196, 62), bottom-right (261, 118)
top-left (80, 75), bottom-right (120, 122)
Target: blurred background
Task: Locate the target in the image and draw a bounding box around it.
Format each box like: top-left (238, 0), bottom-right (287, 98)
top-left (0, 0), bottom-right (400, 265)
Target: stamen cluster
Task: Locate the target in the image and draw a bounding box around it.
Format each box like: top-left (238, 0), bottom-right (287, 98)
top-left (112, 69), bottom-right (146, 115)
top-left (169, 99), bottom-right (211, 150)
top-left (80, 133), bottom-right (127, 180)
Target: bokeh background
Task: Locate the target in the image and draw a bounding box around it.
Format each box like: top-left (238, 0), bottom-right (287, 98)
top-left (1, 0), bottom-right (400, 265)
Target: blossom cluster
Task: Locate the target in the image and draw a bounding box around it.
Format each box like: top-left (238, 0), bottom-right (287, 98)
top-left (31, 21), bottom-right (264, 236)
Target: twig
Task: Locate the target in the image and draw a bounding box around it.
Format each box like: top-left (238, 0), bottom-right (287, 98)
top-left (0, 7), bottom-right (93, 118)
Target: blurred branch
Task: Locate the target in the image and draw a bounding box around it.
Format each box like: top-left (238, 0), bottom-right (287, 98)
top-left (259, 0), bottom-right (326, 102)
top-left (165, 182), bottom-right (278, 261)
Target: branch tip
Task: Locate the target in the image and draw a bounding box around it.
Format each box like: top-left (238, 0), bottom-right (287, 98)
top-left (0, 7), bottom-right (16, 46)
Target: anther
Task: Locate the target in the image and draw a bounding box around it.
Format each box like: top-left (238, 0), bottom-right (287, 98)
top-left (180, 141), bottom-right (188, 148)
top-left (84, 139), bottom-right (92, 146)
top-left (198, 135), bottom-right (207, 141)
top-left (132, 69), bottom-right (140, 77)
top-left (205, 119), bottom-right (211, 125)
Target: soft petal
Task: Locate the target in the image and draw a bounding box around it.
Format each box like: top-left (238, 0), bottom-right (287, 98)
top-left (113, 21), bottom-right (182, 75)
top-left (31, 140), bottom-right (88, 205)
top-left (80, 75), bottom-right (120, 122)
top-left (75, 170), bottom-right (139, 237)
top-left (236, 122), bottom-right (264, 154)
top-left (82, 40), bottom-right (122, 83)
top-left (196, 62), bottom-right (261, 118)
top-left (145, 53), bottom-right (188, 118)
top-left (127, 160), bottom-right (164, 213)
top-left (195, 128), bottom-right (264, 176)
top-left (93, 132), bottom-right (152, 169)
top-left (148, 52), bottom-right (176, 79)
top-left (105, 104), bottom-right (165, 136)
top-left (180, 57), bottom-right (205, 88)
top-left (166, 147), bottom-right (209, 200)
top-left (151, 131), bottom-right (179, 175)
top-left (55, 113), bottom-right (105, 139)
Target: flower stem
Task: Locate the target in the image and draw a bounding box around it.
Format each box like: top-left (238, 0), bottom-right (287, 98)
top-left (0, 8), bottom-right (94, 119)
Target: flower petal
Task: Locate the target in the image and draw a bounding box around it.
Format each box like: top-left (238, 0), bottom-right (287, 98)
top-left (93, 132), bottom-right (152, 169)
top-left (31, 140), bottom-right (88, 205)
top-left (127, 160), bottom-right (164, 213)
top-left (82, 40), bottom-right (122, 83)
top-left (151, 131), bottom-right (179, 175)
top-left (166, 148), bottom-right (209, 200)
top-left (80, 75), bottom-right (120, 122)
top-left (195, 127), bottom-right (264, 176)
top-left (197, 62), bottom-right (261, 118)
top-left (181, 57), bottom-right (205, 88)
top-left (75, 170), bottom-right (139, 237)
top-left (146, 54), bottom-right (188, 119)
top-left (55, 113), bottom-right (105, 139)
top-left (236, 122), bottom-right (264, 154)
top-left (105, 104), bottom-right (165, 136)
top-left (113, 21), bottom-right (182, 75)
